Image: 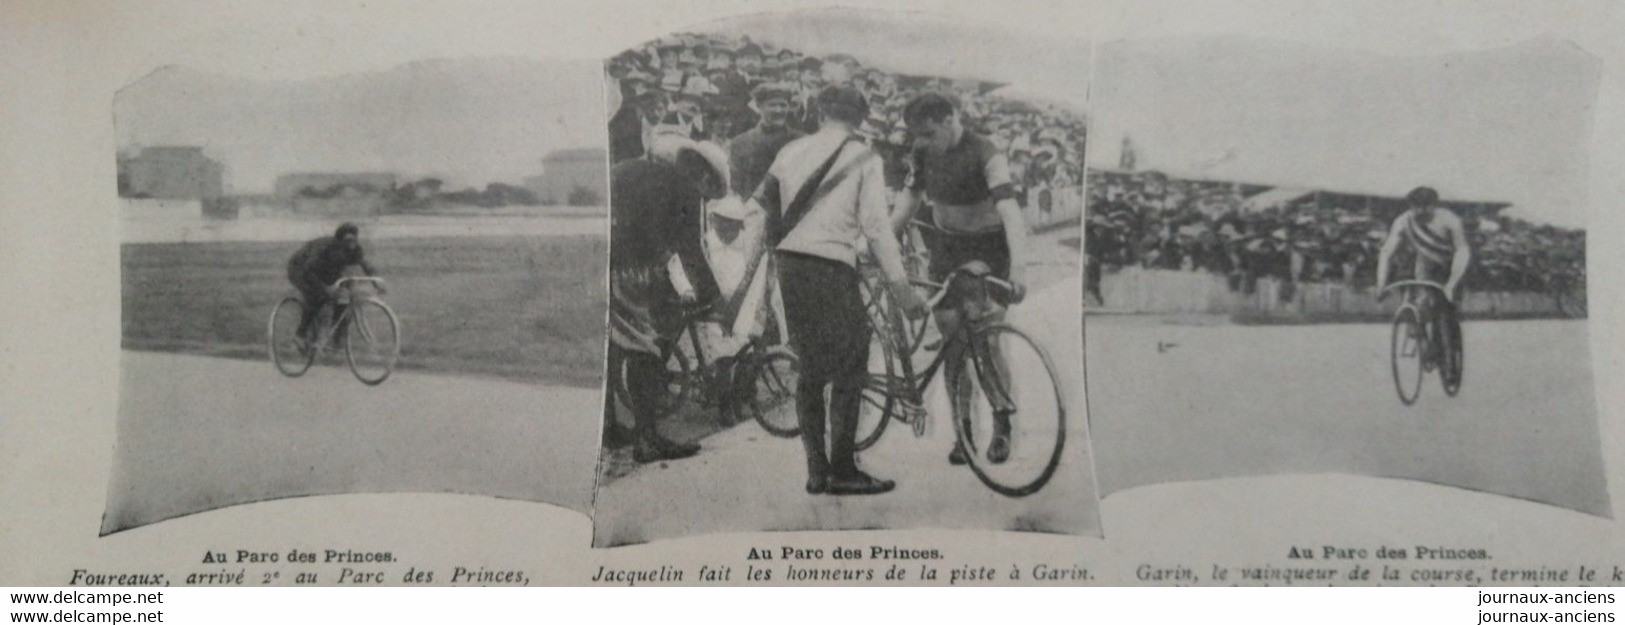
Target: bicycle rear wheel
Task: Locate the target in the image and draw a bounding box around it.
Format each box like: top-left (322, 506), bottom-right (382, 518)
top-left (955, 324), bottom-right (1065, 497)
top-left (740, 346), bottom-right (800, 437)
top-left (345, 298), bottom-right (400, 385)
top-left (1391, 306), bottom-right (1424, 406)
top-left (268, 296), bottom-right (316, 377)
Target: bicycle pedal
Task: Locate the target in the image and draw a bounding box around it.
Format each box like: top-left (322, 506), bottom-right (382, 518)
top-left (898, 401), bottom-right (929, 437)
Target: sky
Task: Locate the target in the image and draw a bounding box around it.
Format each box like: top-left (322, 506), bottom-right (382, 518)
top-left (114, 59), bottom-right (605, 193)
top-left (700, 8), bottom-right (1090, 112)
top-left (111, 7), bottom-right (1090, 194)
top-left (1090, 35), bottom-right (1600, 227)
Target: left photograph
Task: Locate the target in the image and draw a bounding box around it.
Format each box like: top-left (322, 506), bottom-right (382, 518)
top-left (107, 58), bottom-right (611, 533)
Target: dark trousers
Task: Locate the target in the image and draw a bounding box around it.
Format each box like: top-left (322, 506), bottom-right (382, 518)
top-left (777, 252), bottom-right (871, 477)
top-left (621, 349), bottom-right (668, 436)
top-left (293, 283), bottom-right (340, 342)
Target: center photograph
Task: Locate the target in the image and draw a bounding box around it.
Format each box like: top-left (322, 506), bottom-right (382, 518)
top-left (589, 7), bottom-right (1097, 547)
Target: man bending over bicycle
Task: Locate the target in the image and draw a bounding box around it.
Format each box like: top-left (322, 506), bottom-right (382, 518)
top-left (1375, 186), bottom-right (1471, 366)
top-left (889, 93), bottom-right (1029, 466)
top-left (286, 222), bottom-right (385, 351)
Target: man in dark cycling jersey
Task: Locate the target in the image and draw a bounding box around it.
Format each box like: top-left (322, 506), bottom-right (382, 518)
top-left (286, 222), bottom-right (383, 349)
top-left (889, 92), bottom-right (1029, 466)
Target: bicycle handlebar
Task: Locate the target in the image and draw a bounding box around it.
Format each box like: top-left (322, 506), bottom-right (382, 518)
top-left (910, 263), bottom-right (1021, 309)
top-left (1379, 280), bottom-right (1448, 296)
top-left (331, 276), bottom-right (386, 290)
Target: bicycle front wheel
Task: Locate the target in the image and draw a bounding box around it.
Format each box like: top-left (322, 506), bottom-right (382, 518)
top-left (1441, 313), bottom-right (1464, 397)
top-left (1391, 306), bottom-right (1424, 406)
top-left (855, 276), bottom-right (905, 451)
top-left (740, 347), bottom-right (801, 437)
top-left (345, 298), bottom-right (401, 385)
top-left (269, 297), bottom-right (316, 377)
top-left (955, 324), bottom-right (1065, 497)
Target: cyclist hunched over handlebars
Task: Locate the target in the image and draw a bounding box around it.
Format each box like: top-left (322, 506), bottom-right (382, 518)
top-left (286, 222), bottom-right (387, 352)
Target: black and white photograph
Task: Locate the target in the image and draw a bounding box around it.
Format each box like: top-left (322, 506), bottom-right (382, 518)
top-left (590, 7), bottom-right (1097, 547)
top-left (107, 56), bottom-right (611, 533)
top-left (1082, 36), bottom-right (1606, 517)
top-left (11, 0), bottom-right (1625, 596)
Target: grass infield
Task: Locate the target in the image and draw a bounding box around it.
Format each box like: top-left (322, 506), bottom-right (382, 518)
top-left (122, 234), bottom-right (608, 388)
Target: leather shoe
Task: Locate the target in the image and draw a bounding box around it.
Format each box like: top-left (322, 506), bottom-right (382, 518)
top-left (825, 470), bottom-right (895, 496)
top-left (987, 433), bottom-right (1010, 464)
top-left (633, 435), bottom-right (699, 463)
top-left (948, 443), bottom-right (969, 466)
top-left (806, 474), bottom-right (828, 495)
top-left (988, 412), bottom-right (1012, 464)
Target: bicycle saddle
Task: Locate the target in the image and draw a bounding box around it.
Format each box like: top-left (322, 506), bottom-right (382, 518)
top-left (956, 260), bottom-right (994, 277)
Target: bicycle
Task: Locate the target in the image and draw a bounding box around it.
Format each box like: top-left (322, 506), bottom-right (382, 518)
top-left (1380, 280), bottom-right (1463, 405)
top-left (857, 261), bottom-right (1066, 497)
top-left (268, 276), bottom-right (401, 386)
top-left (611, 302), bottom-right (801, 437)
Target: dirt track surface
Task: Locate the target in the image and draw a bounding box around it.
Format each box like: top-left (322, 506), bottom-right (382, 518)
top-left (104, 351), bottom-right (601, 534)
top-left (1086, 316), bottom-right (1608, 516)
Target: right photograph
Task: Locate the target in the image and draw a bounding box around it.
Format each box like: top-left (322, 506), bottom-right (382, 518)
top-left (1083, 36), bottom-right (1607, 516)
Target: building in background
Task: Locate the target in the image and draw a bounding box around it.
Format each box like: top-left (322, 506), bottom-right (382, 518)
top-left (525, 148), bottom-right (608, 206)
top-left (117, 146), bottom-right (225, 200)
top-left (273, 172), bottom-right (399, 198)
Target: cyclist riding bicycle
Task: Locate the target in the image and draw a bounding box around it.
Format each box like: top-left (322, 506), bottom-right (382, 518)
top-left (1375, 186), bottom-right (1471, 365)
top-left (286, 222), bottom-right (386, 351)
top-left (888, 92), bottom-right (1029, 466)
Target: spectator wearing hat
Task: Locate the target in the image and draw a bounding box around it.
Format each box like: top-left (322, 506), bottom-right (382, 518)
top-left (821, 54), bottom-right (859, 86)
top-left (704, 48), bottom-right (754, 141)
top-left (1008, 145), bottom-right (1033, 209)
top-left (727, 82), bottom-right (804, 198)
top-left (661, 86), bottom-right (711, 141)
top-left (654, 40), bottom-right (684, 73)
top-left (789, 57), bottom-right (826, 133)
top-left (736, 43), bottom-right (765, 85)
top-left (706, 44), bottom-right (733, 71)
top-left (609, 89), bottom-right (667, 164)
top-left (757, 85), bottom-right (926, 496)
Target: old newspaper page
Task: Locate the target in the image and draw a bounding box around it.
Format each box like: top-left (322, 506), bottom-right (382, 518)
top-left (1, 0), bottom-right (1623, 588)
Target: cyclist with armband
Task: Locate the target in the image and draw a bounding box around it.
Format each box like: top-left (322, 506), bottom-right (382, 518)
top-left (888, 92), bottom-right (1029, 466)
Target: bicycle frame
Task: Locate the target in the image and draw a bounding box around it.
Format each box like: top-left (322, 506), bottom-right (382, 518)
top-left (1380, 279), bottom-right (1449, 305)
top-left (313, 277), bottom-right (386, 345)
top-left (1380, 279), bottom-right (1456, 332)
top-left (1381, 278), bottom-right (1463, 402)
top-left (658, 302), bottom-right (775, 412)
top-left (883, 268), bottom-right (1018, 419)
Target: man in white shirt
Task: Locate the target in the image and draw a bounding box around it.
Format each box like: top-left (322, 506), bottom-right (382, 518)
top-left (753, 85), bottom-right (926, 496)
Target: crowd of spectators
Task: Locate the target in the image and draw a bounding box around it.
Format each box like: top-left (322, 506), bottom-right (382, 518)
top-left (606, 32), bottom-right (1086, 202)
top-left (1086, 170), bottom-right (1586, 300)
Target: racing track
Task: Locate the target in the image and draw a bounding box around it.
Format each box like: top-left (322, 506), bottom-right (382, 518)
top-left (1085, 316), bottom-right (1608, 517)
top-left (103, 351), bottom-right (600, 534)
